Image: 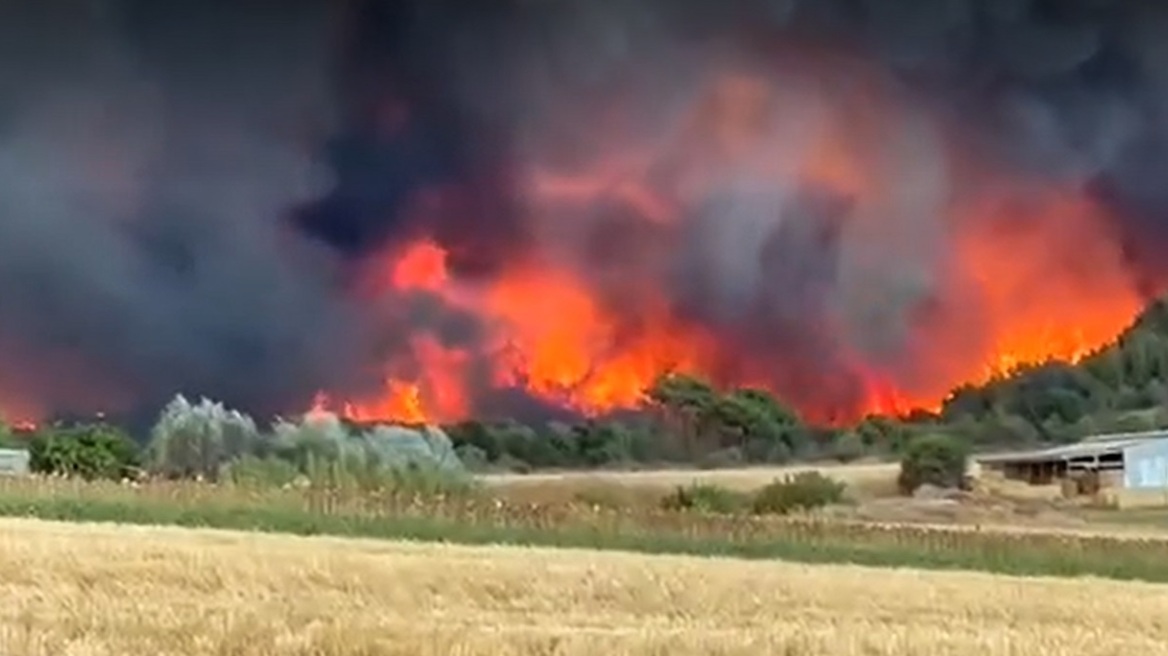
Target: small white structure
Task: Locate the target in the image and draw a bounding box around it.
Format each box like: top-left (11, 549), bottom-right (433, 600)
top-left (0, 448), bottom-right (30, 476)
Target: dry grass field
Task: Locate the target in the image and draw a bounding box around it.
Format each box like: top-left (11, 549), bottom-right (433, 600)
top-left (2, 518), bottom-right (1168, 655)
top-left (483, 461), bottom-right (901, 506)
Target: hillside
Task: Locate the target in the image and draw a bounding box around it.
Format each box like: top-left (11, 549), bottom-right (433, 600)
top-left (938, 296), bottom-right (1168, 447)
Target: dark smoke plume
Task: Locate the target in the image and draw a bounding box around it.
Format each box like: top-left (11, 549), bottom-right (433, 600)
top-left (2, 0), bottom-right (1168, 423)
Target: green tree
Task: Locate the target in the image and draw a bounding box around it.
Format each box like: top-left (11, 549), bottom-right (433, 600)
top-left (897, 433), bottom-right (969, 494)
top-left (831, 431), bottom-right (864, 463)
top-left (147, 395), bottom-right (259, 481)
top-left (712, 390), bottom-right (801, 463)
top-left (648, 375), bottom-right (806, 462)
top-left (444, 420), bottom-right (505, 462)
top-left (28, 422), bottom-right (140, 480)
top-left (855, 415), bottom-right (912, 453)
top-left (646, 373), bottom-right (719, 456)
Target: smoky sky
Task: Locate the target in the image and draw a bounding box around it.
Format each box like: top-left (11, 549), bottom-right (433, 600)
top-left (2, 0), bottom-right (1168, 423)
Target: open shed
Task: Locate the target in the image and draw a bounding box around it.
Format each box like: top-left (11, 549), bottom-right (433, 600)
top-left (976, 429), bottom-right (1168, 496)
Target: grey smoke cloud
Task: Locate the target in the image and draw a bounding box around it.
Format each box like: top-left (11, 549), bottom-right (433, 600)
top-left (0, 1), bottom-right (378, 419)
top-left (0, 0), bottom-right (1165, 422)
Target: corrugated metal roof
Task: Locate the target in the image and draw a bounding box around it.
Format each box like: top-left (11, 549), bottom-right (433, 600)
top-left (976, 436), bottom-right (1167, 465)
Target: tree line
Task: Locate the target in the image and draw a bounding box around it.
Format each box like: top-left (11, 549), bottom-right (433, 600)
top-left (447, 295), bottom-right (1168, 471)
top-left (5, 295), bottom-right (1168, 480)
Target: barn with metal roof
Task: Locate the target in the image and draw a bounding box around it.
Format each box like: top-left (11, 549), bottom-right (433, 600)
top-left (976, 429), bottom-right (1168, 495)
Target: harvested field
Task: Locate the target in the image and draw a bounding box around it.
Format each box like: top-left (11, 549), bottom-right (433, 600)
top-left (2, 518), bottom-right (1167, 655)
top-left (483, 461), bottom-right (900, 501)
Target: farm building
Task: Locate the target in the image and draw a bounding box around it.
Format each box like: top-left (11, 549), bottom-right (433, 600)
top-left (0, 448), bottom-right (29, 476)
top-left (976, 430), bottom-right (1168, 502)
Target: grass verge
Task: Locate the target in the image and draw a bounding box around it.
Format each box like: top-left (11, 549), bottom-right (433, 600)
top-left (4, 479), bottom-right (1168, 583)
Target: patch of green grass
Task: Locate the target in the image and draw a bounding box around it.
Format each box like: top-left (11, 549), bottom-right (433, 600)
top-left (4, 488), bottom-right (1168, 583)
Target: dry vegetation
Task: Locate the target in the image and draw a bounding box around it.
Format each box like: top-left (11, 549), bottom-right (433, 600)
top-left (482, 462), bottom-right (1143, 530)
top-left (12, 471), bottom-right (1168, 582)
top-left (485, 461), bottom-right (901, 507)
top-left (482, 461), bottom-right (899, 492)
top-left (1, 517), bottom-right (1166, 656)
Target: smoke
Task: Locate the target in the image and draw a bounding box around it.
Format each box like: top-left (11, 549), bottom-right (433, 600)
top-left (0, 1), bottom-right (375, 420)
top-left (2, 0), bottom-right (1166, 423)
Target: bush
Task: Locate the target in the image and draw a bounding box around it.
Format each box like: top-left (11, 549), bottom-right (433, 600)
top-left (831, 431), bottom-right (864, 463)
top-left (359, 424), bottom-right (466, 473)
top-left (660, 483), bottom-right (749, 514)
top-left (275, 410), bottom-right (467, 471)
top-left (269, 410), bottom-right (471, 494)
top-left (28, 422), bottom-right (140, 480)
top-left (855, 416), bottom-right (913, 453)
top-left (897, 433), bottom-right (969, 494)
top-left (148, 395), bottom-right (260, 481)
top-left (269, 411), bottom-right (348, 467)
top-left (751, 471), bottom-right (846, 515)
top-left (454, 444), bottom-right (490, 472)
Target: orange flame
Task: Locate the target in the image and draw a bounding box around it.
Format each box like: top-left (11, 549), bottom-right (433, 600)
top-left (320, 67), bottom-right (1153, 426)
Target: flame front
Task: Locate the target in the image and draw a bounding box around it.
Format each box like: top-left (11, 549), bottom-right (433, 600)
top-left (323, 65), bottom-right (1153, 426)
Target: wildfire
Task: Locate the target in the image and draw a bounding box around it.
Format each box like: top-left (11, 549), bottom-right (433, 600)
top-left (320, 66), bottom-right (1151, 426)
top-left (951, 190), bottom-right (1143, 383)
top-left (389, 239), bottom-right (449, 292)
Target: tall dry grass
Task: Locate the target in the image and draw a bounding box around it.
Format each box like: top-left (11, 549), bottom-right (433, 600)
top-left (482, 461), bottom-right (900, 497)
top-left (2, 518), bottom-right (1167, 655)
top-left (11, 475), bottom-right (1168, 583)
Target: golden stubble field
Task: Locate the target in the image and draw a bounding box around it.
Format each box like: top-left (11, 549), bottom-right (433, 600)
top-left (482, 461), bottom-right (903, 508)
top-left (2, 519), bottom-right (1168, 655)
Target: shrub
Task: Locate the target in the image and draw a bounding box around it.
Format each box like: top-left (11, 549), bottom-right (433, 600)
top-left (831, 431), bottom-right (864, 463)
top-left (751, 471), bottom-right (846, 515)
top-left (660, 483), bottom-right (749, 514)
top-left (572, 421), bottom-right (641, 467)
top-left (148, 395), bottom-right (260, 481)
top-left (28, 422), bottom-right (140, 480)
top-left (856, 416), bottom-right (913, 453)
top-left (360, 424), bottom-right (465, 473)
top-left (269, 410), bottom-right (471, 494)
top-left (269, 411), bottom-right (348, 467)
top-left (454, 444), bottom-right (490, 472)
top-left (897, 433), bottom-right (969, 494)
top-left (274, 412), bottom-right (465, 472)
